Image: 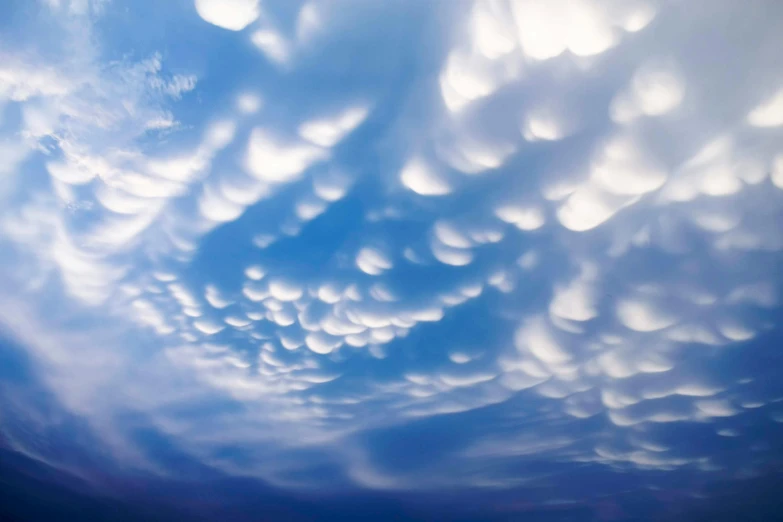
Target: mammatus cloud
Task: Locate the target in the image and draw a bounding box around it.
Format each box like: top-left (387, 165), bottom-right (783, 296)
top-left (1, 0), bottom-right (783, 515)
top-left (194, 0), bottom-right (260, 31)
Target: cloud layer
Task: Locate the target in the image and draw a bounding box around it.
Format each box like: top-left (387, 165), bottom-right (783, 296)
top-left (1, 0), bottom-right (783, 515)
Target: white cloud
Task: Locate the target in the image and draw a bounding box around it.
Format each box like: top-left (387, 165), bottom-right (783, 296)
top-left (431, 240), bottom-right (473, 266)
top-left (251, 29), bottom-right (291, 64)
top-left (399, 158), bottom-right (451, 196)
top-left (0, 58), bottom-right (72, 102)
top-left (515, 317), bottom-right (571, 365)
top-left (616, 298), bottom-right (677, 332)
top-left (592, 135), bottom-right (668, 196)
top-left (557, 184), bottom-right (636, 232)
top-left (611, 62), bottom-right (685, 122)
top-left (747, 88), bottom-right (783, 127)
top-left (245, 129), bottom-right (327, 183)
top-left (772, 154), bottom-right (783, 189)
top-left (193, 319), bottom-right (226, 335)
top-left (299, 106), bottom-right (369, 148)
top-left (549, 270), bottom-right (598, 322)
top-left (522, 109), bottom-right (569, 142)
top-left (236, 92), bottom-right (263, 114)
top-left (356, 247), bottom-right (392, 276)
top-left (268, 279), bottom-right (303, 302)
top-left (495, 205), bottom-right (545, 231)
top-left (305, 332), bottom-right (343, 354)
top-left (509, 0), bottom-right (652, 60)
top-left (296, 3), bottom-right (322, 44)
top-left (244, 265), bottom-right (266, 281)
top-left (440, 372), bottom-right (497, 387)
top-left (696, 400), bottom-right (739, 418)
top-left (2, 0), bottom-right (783, 501)
top-left (194, 0), bottom-right (260, 31)
top-left (205, 285), bottom-right (233, 309)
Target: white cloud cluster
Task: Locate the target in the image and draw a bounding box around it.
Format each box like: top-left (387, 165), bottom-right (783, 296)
top-left (1, 0), bottom-right (783, 508)
top-left (510, 0), bottom-right (657, 61)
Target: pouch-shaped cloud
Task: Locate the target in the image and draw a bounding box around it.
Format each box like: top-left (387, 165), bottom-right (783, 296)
top-left (356, 247), bottom-right (392, 275)
top-left (596, 349), bottom-right (642, 379)
top-left (313, 170), bottom-right (352, 202)
top-left (747, 87), bottom-right (783, 127)
top-left (95, 183), bottom-right (159, 215)
top-left (305, 332), bottom-right (343, 354)
top-left (4, 0), bottom-right (783, 509)
top-left (495, 205), bottom-right (546, 231)
top-left (298, 106), bottom-right (369, 148)
top-left (205, 285), bottom-right (233, 309)
top-left (244, 265), bottom-right (265, 280)
top-left (47, 160), bottom-right (99, 185)
top-left (717, 319), bottom-right (756, 342)
top-left (515, 317), bottom-right (571, 365)
top-left (438, 1), bottom-right (520, 113)
top-left (236, 92), bottom-right (262, 114)
top-left (439, 50), bottom-right (505, 113)
top-left (468, 1), bottom-right (517, 60)
top-left (616, 298), bottom-right (677, 332)
top-left (549, 272), bottom-right (597, 322)
top-left (772, 155), bottom-right (783, 189)
top-left (203, 120), bottom-right (237, 150)
top-left (448, 352), bottom-right (472, 364)
top-left (660, 136), bottom-right (749, 201)
top-left (246, 129), bottom-right (327, 183)
top-left (400, 158), bottom-right (451, 196)
top-left (430, 239), bottom-right (473, 266)
top-left (557, 184), bottom-right (637, 232)
top-left (268, 279), bottom-right (303, 302)
top-left (194, 0), bottom-right (260, 31)
top-left (591, 135), bottom-right (668, 196)
top-left (242, 281), bottom-right (269, 302)
top-left (198, 185), bottom-right (246, 223)
top-left (522, 109), bottom-right (569, 142)
top-left (437, 132), bottom-right (516, 174)
top-left (433, 221), bottom-right (473, 249)
top-left (194, 319), bottom-right (226, 335)
top-left (611, 62), bottom-right (686, 122)
top-left (510, 0), bottom-right (655, 60)
top-left (440, 372), bottom-right (497, 387)
top-left (251, 29), bottom-right (290, 64)
top-left (696, 400), bottom-right (739, 418)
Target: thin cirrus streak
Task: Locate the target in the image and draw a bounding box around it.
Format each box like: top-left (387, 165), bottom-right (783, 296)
top-left (0, 0), bottom-right (782, 517)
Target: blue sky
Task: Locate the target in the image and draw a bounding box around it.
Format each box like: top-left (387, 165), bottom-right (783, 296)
top-left (2, 0), bottom-right (783, 520)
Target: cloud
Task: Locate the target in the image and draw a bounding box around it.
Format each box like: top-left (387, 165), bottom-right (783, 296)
top-left (509, 0), bottom-right (656, 60)
top-left (236, 92), bottom-right (263, 114)
top-left (747, 88), bottom-right (783, 127)
top-left (251, 29), bottom-right (291, 64)
top-left (245, 129), bottom-right (327, 183)
top-left (299, 106), bottom-right (369, 147)
top-left (194, 0), bottom-right (260, 31)
top-left (400, 158), bottom-right (452, 196)
top-left (268, 279), bottom-right (303, 302)
top-left (356, 247), bottom-right (393, 276)
top-left (610, 61), bottom-right (686, 122)
top-left (1, 0), bottom-right (783, 514)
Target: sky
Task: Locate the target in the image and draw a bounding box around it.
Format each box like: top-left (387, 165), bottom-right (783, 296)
top-left (1, 0), bottom-right (783, 520)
